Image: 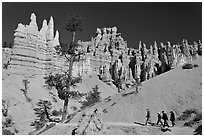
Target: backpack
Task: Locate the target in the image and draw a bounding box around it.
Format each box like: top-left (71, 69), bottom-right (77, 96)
top-left (162, 113), bottom-right (168, 120)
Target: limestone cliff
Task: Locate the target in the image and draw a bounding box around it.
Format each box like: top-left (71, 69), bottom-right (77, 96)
top-left (9, 13), bottom-right (62, 76)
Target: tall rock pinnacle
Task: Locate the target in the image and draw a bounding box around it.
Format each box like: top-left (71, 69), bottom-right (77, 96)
top-left (48, 16), bottom-right (54, 41)
top-left (29, 13), bottom-right (38, 31)
top-left (53, 30), bottom-right (60, 47)
top-left (40, 19), bottom-right (48, 36)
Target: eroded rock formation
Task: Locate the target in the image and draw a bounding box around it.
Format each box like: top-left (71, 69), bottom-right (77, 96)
top-left (78, 27), bottom-right (131, 86)
top-left (9, 13), bottom-right (63, 76)
top-left (7, 13), bottom-right (202, 89)
top-left (75, 108), bottom-right (103, 135)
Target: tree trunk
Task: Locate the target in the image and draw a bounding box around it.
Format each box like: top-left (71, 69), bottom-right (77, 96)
top-left (61, 56), bottom-right (74, 123)
top-left (72, 31), bottom-right (76, 42)
top-left (61, 30), bottom-right (76, 123)
top-left (135, 78), bottom-right (139, 94)
top-left (61, 96), bottom-right (69, 122)
top-left (44, 105), bottom-right (51, 121)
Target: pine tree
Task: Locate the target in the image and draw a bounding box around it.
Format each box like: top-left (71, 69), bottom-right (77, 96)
top-left (81, 85), bottom-right (101, 109)
top-left (31, 100), bottom-right (52, 129)
top-left (45, 12), bottom-right (84, 123)
top-left (61, 12), bottom-right (84, 122)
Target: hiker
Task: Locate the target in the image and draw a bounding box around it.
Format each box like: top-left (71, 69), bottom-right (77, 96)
top-left (156, 112), bottom-right (163, 126)
top-left (162, 111), bottom-right (169, 127)
top-left (71, 128), bottom-right (77, 135)
top-left (170, 111), bottom-right (175, 127)
top-left (145, 108), bottom-right (151, 125)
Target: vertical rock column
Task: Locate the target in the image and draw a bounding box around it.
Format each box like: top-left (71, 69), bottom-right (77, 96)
top-left (9, 13), bottom-right (61, 76)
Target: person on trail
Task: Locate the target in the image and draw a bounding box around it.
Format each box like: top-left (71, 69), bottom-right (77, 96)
top-left (145, 108), bottom-right (151, 125)
top-left (156, 112), bottom-right (163, 126)
top-left (71, 128), bottom-right (77, 135)
top-left (162, 111), bottom-right (169, 127)
top-left (170, 111), bottom-right (175, 127)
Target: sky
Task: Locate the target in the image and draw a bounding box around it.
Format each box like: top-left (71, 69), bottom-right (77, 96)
top-left (2, 2), bottom-right (202, 48)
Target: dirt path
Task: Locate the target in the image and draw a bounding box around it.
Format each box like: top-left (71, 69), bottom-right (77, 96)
top-left (163, 126), bottom-right (194, 135)
top-left (105, 122), bottom-right (195, 135)
top-left (105, 122), bottom-right (143, 127)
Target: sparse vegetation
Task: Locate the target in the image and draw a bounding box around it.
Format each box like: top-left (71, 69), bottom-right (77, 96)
top-left (31, 100), bottom-right (53, 130)
top-left (2, 41), bottom-right (13, 48)
top-left (194, 124), bottom-right (202, 135)
top-left (48, 91), bottom-right (58, 103)
top-left (184, 112), bottom-right (202, 127)
top-left (2, 99), bottom-right (8, 117)
top-left (177, 108), bottom-right (197, 121)
top-left (177, 108), bottom-right (202, 127)
top-left (21, 79), bottom-right (32, 102)
top-left (2, 48), bottom-right (11, 69)
top-left (2, 100), bottom-right (17, 135)
top-left (43, 12), bottom-right (84, 123)
top-left (51, 110), bottom-right (59, 116)
top-left (71, 106), bottom-right (77, 111)
top-left (193, 64), bottom-right (199, 68)
top-left (2, 128), bottom-right (15, 135)
top-left (44, 73), bottom-right (84, 122)
top-left (182, 63), bottom-right (194, 69)
top-left (2, 117), bottom-right (14, 129)
top-left (81, 85), bottom-right (101, 109)
top-left (1, 8), bottom-right (202, 135)
top-left (3, 61), bottom-right (10, 69)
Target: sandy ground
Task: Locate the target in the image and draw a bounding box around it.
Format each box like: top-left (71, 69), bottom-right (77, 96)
top-left (39, 121), bottom-right (195, 135)
top-left (2, 57), bottom-right (202, 135)
top-left (2, 71), bottom-right (117, 134)
top-left (55, 57), bottom-right (202, 135)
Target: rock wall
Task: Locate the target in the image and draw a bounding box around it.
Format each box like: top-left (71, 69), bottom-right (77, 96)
top-left (9, 13), bottom-right (63, 76)
top-left (8, 13), bottom-right (91, 77)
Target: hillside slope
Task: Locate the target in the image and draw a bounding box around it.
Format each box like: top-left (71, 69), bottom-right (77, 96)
top-left (54, 57), bottom-right (201, 135)
top-left (101, 57), bottom-right (202, 124)
top-left (3, 57), bottom-right (201, 135)
top-left (2, 73), bottom-right (117, 134)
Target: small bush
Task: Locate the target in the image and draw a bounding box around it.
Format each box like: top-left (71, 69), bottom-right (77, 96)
top-left (182, 63), bottom-right (193, 69)
top-left (177, 108), bottom-right (197, 121)
top-left (3, 62), bottom-right (10, 69)
top-left (2, 129), bottom-right (15, 135)
top-left (2, 116), bottom-right (18, 135)
top-left (184, 112), bottom-right (202, 127)
top-left (30, 120), bottom-right (46, 130)
top-left (2, 117), bottom-right (14, 128)
top-left (177, 109), bottom-right (202, 127)
top-left (194, 125), bottom-right (202, 135)
top-left (2, 100), bottom-right (8, 117)
top-left (14, 129), bottom-right (19, 134)
top-left (21, 79), bottom-right (32, 102)
top-left (194, 113), bottom-right (202, 121)
top-left (52, 110), bottom-right (59, 116)
top-left (31, 100), bottom-right (53, 130)
top-left (71, 106), bottom-right (77, 111)
top-left (22, 79), bottom-right (30, 92)
top-left (193, 64), bottom-right (199, 68)
top-left (81, 85), bottom-right (101, 109)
